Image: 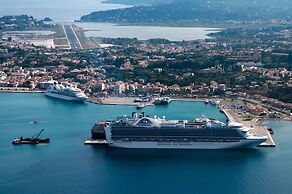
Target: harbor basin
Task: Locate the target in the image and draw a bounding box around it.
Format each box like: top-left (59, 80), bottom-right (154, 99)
top-left (0, 93), bottom-right (291, 194)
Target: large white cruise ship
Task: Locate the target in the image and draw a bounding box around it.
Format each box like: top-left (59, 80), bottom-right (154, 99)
top-left (45, 83), bottom-right (88, 103)
top-left (103, 113), bottom-right (267, 149)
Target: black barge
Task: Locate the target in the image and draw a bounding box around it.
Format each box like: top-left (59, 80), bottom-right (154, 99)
top-left (12, 129), bottom-right (50, 145)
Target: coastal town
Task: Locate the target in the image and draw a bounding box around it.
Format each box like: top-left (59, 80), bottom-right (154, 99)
top-left (2, 1), bottom-right (292, 193)
top-left (0, 15), bottom-right (291, 123)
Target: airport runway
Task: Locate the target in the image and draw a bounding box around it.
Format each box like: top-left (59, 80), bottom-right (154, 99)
top-left (63, 24), bottom-right (82, 49)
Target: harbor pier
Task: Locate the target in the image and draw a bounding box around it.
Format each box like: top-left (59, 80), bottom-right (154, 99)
top-left (84, 139), bottom-right (108, 145)
top-left (220, 102), bottom-right (276, 147)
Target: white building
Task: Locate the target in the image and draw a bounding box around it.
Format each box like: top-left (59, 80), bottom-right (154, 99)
top-left (0, 71), bottom-right (7, 80)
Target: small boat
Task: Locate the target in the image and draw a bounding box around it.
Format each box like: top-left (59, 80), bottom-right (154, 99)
top-left (219, 107), bottom-right (224, 113)
top-left (153, 97), bottom-right (172, 105)
top-left (134, 98), bottom-right (143, 103)
top-left (210, 100), bottom-right (216, 106)
top-left (267, 127), bottom-right (274, 135)
top-left (12, 129), bottom-right (50, 145)
top-left (204, 99), bottom-right (209, 104)
top-left (136, 103), bottom-right (145, 109)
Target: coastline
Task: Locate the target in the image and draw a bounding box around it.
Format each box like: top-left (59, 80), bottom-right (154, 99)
top-left (87, 96), bottom-right (213, 106)
top-left (0, 89), bottom-right (44, 93)
top-left (1, 92), bottom-right (291, 122)
top-left (74, 22), bottom-right (221, 42)
top-left (219, 101), bottom-right (276, 147)
top-left (77, 19), bottom-right (288, 30)
top-left (90, 96), bottom-right (292, 121)
top-left (89, 96), bottom-right (154, 106)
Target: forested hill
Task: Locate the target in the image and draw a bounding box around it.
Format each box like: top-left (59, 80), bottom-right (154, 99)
top-left (82, 0), bottom-right (292, 24)
top-left (104, 0), bottom-right (172, 6)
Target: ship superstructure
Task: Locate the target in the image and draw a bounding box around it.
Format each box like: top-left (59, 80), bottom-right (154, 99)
top-left (103, 113), bottom-right (267, 149)
top-left (45, 83), bottom-right (88, 103)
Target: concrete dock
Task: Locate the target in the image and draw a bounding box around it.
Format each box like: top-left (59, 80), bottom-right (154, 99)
top-left (84, 139), bottom-right (108, 145)
top-left (88, 97), bottom-right (155, 106)
top-left (221, 104), bottom-right (276, 147)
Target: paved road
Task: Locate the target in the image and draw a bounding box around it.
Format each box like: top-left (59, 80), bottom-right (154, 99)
top-left (245, 98), bottom-right (290, 115)
top-left (63, 25), bottom-right (82, 49)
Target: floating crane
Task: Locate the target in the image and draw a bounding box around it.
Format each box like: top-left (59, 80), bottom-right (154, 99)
top-left (12, 121), bottom-right (50, 145)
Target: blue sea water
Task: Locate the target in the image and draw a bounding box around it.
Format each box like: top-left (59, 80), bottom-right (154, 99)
top-left (0, 0), bottom-right (128, 22)
top-left (74, 22), bottom-right (220, 41)
top-left (0, 93), bottom-right (291, 194)
top-left (0, 0), bottom-right (219, 41)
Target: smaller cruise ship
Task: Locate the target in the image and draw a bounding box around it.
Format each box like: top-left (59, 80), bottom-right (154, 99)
top-left (45, 83), bottom-right (88, 103)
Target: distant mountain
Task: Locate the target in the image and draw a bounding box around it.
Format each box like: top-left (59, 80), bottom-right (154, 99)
top-left (82, 0), bottom-right (292, 25)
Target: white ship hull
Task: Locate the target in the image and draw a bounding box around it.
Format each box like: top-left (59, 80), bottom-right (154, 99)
top-left (45, 92), bottom-right (87, 103)
top-left (107, 139), bottom-right (265, 149)
top-left (104, 116), bottom-right (268, 150)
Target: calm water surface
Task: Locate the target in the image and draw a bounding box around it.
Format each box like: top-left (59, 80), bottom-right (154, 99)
top-left (0, 93), bottom-right (291, 194)
top-left (75, 22), bottom-right (220, 41)
top-left (0, 0), bottom-right (128, 22)
top-left (0, 0), bottom-right (220, 40)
